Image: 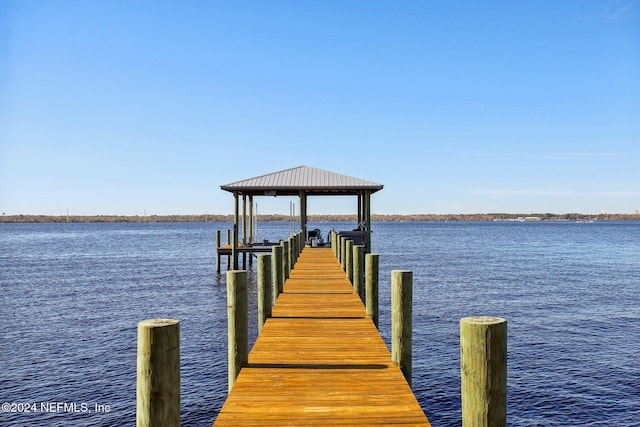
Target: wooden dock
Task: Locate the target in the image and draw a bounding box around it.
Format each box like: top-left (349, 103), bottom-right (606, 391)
top-left (213, 247), bottom-right (431, 426)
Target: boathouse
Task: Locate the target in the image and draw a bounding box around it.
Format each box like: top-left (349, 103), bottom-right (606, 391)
top-left (219, 165), bottom-right (383, 269)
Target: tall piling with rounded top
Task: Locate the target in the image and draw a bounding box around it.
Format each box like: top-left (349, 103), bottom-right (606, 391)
top-left (330, 231), bottom-right (337, 255)
top-left (272, 245), bottom-right (284, 299)
top-left (282, 240), bottom-right (290, 280)
top-left (227, 270), bottom-right (248, 392)
top-left (460, 316), bottom-right (507, 427)
top-left (345, 239), bottom-right (354, 282)
top-left (257, 254), bottom-right (272, 334)
top-left (288, 236), bottom-right (295, 271)
top-left (365, 253), bottom-right (379, 328)
top-left (216, 230), bottom-right (222, 273)
top-left (295, 231), bottom-right (302, 258)
top-left (353, 245), bottom-right (364, 302)
top-left (136, 318), bottom-right (180, 427)
top-left (391, 270), bottom-right (412, 386)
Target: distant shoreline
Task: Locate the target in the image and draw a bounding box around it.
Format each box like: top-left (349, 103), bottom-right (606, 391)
top-left (2, 213), bottom-right (639, 223)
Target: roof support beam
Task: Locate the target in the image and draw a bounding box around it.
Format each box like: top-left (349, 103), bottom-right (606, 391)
top-left (357, 191), bottom-right (363, 228)
top-left (365, 190), bottom-right (372, 253)
top-left (249, 195), bottom-right (254, 244)
top-left (242, 194), bottom-right (247, 246)
top-left (299, 190), bottom-right (308, 240)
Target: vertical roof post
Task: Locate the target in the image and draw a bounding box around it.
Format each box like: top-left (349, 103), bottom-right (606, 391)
top-left (357, 191), bottom-right (363, 229)
top-left (249, 195), bottom-right (254, 244)
top-left (365, 190), bottom-right (372, 253)
top-left (242, 194), bottom-right (247, 245)
top-left (299, 190), bottom-right (307, 240)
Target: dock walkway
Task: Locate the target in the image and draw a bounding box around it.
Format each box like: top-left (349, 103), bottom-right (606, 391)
top-left (214, 247), bottom-right (430, 426)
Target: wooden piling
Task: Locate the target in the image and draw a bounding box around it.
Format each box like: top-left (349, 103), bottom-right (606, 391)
top-left (226, 229), bottom-right (231, 269)
top-left (345, 240), bottom-right (354, 282)
top-left (365, 253), bottom-right (379, 328)
top-left (353, 245), bottom-right (364, 302)
top-left (391, 270), bottom-right (412, 386)
top-left (298, 231), bottom-right (304, 254)
top-left (288, 236), bottom-right (295, 271)
top-left (226, 270), bottom-right (248, 392)
top-left (257, 254), bottom-right (272, 334)
top-left (291, 235), bottom-right (297, 265)
top-left (330, 231), bottom-right (336, 256)
top-left (460, 316), bottom-right (507, 427)
top-left (282, 240), bottom-right (290, 280)
top-left (136, 318), bottom-right (180, 427)
top-left (340, 236), bottom-right (347, 271)
top-left (216, 230), bottom-right (221, 273)
top-left (272, 245), bottom-right (284, 300)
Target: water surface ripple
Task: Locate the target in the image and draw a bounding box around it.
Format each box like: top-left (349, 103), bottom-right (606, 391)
top-left (1, 221), bottom-right (638, 426)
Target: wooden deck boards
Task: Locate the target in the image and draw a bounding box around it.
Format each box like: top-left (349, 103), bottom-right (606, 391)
top-left (213, 247), bottom-right (430, 426)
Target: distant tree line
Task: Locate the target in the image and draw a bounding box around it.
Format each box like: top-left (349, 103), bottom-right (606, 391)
top-left (1, 212), bottom-right (639, 223)
top-left (0, 214), bottom-right (232, 223)
top-left (368, 213), bottom-right (640, 221)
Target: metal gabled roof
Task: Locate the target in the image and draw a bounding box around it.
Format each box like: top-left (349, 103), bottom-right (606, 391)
top-left (220, 165), bottom-right (383, 196)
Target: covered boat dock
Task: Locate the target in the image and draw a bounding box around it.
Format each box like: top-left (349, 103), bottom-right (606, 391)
top-left (219, 165), bottom-right (383, 270)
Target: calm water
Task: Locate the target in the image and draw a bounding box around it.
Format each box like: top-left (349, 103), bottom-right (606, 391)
top-left (1, 221), bottom-right (639, 426)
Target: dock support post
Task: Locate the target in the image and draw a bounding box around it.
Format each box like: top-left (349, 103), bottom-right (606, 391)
top-left (226, 229), bottom-right (231, 269)
top-left (365, 190), bottom-right (372, 253)
top-left (298, 231), bottom-right (303, 255)
top-left (257, 254), bottom-right (272, 334)
top-left (460, 316), bottom-right (507, 427)
top-left (365, 253), bottom-right (379, 328)
top-left (341, 236), bottom-right (347, 271)
top-left (330, 231), bottom-right (336, 255)
top-left (248, 196), bottom-right (254, 267)
top-left (353, 245), bottom-right (364, 301)
top-left (136, 318), bottom-right (180, 427)
top-left (249, 195), bottom-right (254, 244)
top-left (345, 240), bottom-right (354, 282)
top-left (272, 245), bottom-right (284, 299)
top-left (291, 235), bottom-right (297, 265)
top-left (392, 270), bottom-right (412, 386)
top-left (216, 230), bottom-right (221, 273)
top-left (288, 236), bottom-right (295, 271)
top-left (226, 270), bottom-right (248, 392)
top-left (282, 240), bottom-right (290, 280)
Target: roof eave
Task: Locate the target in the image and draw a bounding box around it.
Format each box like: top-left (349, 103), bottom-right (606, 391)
top-left (220, 185), bottom-right (384, 196)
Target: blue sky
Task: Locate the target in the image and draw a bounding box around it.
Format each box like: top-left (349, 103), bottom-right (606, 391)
top-left (1, 0), bottom-right (639, 215)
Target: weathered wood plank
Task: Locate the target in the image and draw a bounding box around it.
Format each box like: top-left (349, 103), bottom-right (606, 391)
top-left (271, 293), bottom-right (366, 318)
